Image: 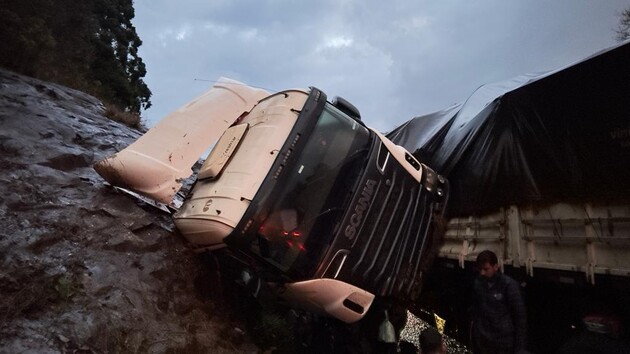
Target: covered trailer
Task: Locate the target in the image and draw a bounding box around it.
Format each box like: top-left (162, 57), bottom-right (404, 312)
top-left (387, 41), bottom-right (630, 352)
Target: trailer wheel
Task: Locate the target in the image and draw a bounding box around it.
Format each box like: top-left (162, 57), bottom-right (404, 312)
top-left (556, 331), bottom-right (630, 354)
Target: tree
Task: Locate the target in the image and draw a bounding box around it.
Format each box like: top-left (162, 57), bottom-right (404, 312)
top-left (0, 0), bottom-right (151, 114)
top-left (92, 0), bottom-right (152, 112)
top-left (616, 7), bottom-right (630, 42)
top-left (0, 0), bottom-right (57, 76)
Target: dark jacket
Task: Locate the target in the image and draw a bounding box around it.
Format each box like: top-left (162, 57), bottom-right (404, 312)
top-left (473, 272), bottom-right (527, 351)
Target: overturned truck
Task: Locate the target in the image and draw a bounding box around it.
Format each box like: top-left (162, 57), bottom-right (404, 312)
top-left (94, 80), bottom-right (448, 324)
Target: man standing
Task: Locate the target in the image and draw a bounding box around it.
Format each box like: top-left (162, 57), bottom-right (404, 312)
top-left (472, 250), bottom-right (527, 354)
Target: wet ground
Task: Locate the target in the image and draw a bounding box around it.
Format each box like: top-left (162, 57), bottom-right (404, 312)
top-left (0, 68), bottom-right (259, 353)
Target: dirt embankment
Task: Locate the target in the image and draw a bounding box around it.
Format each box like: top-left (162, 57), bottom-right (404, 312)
top-left (0, 69), bottom-right (258, 353)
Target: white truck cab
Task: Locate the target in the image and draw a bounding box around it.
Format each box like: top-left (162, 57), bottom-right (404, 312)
top-left (94, 78), bottom-right (448, 323)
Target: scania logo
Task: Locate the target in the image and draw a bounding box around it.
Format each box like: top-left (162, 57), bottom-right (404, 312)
top-left (345, 179), bottom-right (376, 240)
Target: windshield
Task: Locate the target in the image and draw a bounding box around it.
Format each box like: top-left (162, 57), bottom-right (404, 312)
top-left (250, 104), bottom-right (371, 278)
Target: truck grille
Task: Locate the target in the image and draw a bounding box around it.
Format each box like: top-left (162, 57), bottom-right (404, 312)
top-left (338, 161), bottom-right (442, 298)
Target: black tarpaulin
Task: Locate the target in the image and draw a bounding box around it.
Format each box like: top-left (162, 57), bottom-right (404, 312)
top-left (387, 41), bottom-right (630, 216)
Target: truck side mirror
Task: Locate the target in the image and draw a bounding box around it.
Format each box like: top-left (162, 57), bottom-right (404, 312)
top-left (332, 96), bottom-right (361, 120)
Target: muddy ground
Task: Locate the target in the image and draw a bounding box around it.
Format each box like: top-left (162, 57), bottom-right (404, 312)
top-left (0, 68), bottom-right (266, 353)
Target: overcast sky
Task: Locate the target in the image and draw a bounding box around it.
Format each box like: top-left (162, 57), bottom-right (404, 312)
top-left (133, 0), bottom-right (629, 132)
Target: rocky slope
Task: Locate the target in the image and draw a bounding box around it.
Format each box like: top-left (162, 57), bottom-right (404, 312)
top-left (0, 68), bottom-right (257, 353)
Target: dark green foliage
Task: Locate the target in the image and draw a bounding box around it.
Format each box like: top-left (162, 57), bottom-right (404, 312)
top-left (617, 7), bottom-right (630, 42)
top-left (0, 0), bottom-right (151, 114)
top-left (91, 0), bottom-right (151, 112)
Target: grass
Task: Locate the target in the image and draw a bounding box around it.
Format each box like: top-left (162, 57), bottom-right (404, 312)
top-left (103, 104), bottom-right (145, 130)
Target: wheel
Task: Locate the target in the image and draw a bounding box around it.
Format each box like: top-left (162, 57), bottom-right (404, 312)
top-left (556, 331), bottom-right (630, 354)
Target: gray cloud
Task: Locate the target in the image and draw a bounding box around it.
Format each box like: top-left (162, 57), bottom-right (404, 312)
top-left (133, 0), bottom-right (628, 132)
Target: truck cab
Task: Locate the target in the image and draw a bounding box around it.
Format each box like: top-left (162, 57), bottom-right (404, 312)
top-left (94, 78), bottom-right (448, 323)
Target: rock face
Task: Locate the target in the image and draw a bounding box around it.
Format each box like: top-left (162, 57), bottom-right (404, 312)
top-left (0, 69), bottom-right (256, 353)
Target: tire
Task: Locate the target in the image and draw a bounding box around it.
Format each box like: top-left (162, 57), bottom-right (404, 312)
top-left (556, 331), bottom-right (630, 354)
